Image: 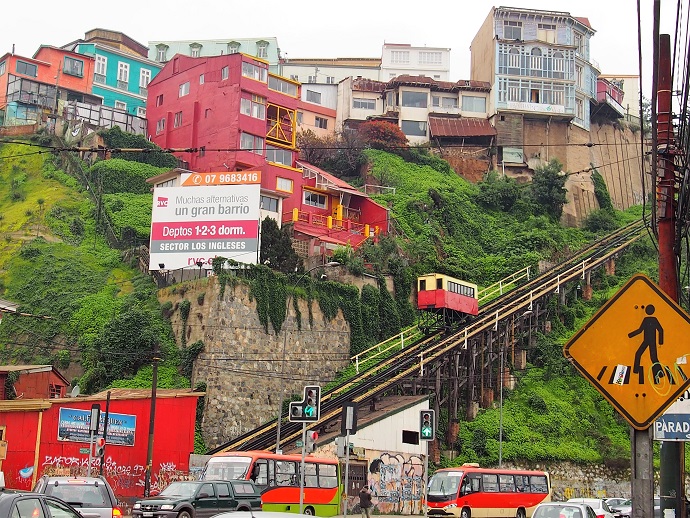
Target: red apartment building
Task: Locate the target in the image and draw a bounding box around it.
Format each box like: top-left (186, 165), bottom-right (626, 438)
top-left (146, 53), bottom-right (387, 253)
top-left (0, 48), bottom-right (99, 127)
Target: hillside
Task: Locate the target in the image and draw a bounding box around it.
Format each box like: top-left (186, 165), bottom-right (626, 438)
top-left (0, 136), bottom-right (661, 467)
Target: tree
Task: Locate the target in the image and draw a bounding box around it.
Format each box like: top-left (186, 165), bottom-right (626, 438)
top-left (358, 120), bottom-right (408, 153)
top-left (531, 159), bottom-right (568, 220)
top-left (475, 171), bottom-right (521, 212)
top-left (259, 217), bottom-right (303, 274)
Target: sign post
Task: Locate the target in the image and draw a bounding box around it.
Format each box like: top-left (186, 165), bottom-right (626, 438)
top-left (341, 402), bottom-right (357, 518)
top-left (87, 404), bottom-right (100, 477)
top-left (564, 273), bottom-right (690, 518)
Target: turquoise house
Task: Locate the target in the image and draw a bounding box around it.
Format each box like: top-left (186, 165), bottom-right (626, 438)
top-left (63, 29), bottom-right (162, 119)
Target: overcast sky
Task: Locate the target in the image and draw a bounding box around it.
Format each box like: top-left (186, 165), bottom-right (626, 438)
top-left (5, 0), bottom-right (680, 97)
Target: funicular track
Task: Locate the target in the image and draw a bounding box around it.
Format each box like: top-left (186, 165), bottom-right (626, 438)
top-left (209, 220), bottom-right (647, 454)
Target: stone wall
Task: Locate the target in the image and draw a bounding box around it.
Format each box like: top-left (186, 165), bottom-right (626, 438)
top-left (159, 276), bottom-right (351, 450)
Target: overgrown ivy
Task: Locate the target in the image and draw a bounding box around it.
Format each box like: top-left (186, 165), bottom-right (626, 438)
top-left (179, 299), bottom-right (191, 347)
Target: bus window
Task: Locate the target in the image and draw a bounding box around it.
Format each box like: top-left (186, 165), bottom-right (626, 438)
top-left (253, 459), bottom-right (268, 486)
top-left (304, 463), bottom-right (318, 487)
top-left (515, 475), bottom-right (529, 492)
top-left (275, 460), bottom-right (297, 486)
top-left (530, 475), bottom-right (548, 493)
top-left (499, 474), bottom-right (516, 492)
top-left (319, 464), bottom-right (338, 488)
top-left (482, 474), bottom-right (499, 492)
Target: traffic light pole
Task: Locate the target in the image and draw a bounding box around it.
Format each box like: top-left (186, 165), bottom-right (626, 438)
top-left (299, 422), bottom-right (306, 514)
top-left (343, 429), bottom-right (351, 518)
top-left (423, 439), bottom-right (429, 515)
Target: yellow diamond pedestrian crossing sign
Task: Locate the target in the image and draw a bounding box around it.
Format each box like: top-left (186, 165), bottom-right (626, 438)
top-left (563, 274), bottom-right (690, 429)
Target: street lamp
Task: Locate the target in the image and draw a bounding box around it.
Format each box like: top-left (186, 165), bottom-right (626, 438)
top-left (275, 261), bottom-right (339, 453)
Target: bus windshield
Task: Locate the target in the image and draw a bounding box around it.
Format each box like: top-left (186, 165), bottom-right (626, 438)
top-left (428, 471), bottom-right (463, 498)
top-left (203, 456), bottom-right (252, 480)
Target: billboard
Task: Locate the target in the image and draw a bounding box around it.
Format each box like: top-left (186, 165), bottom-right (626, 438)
top-left (57, 407), bottom-right (136, 446)
top-left (149, 182), bottom-right (261, 271)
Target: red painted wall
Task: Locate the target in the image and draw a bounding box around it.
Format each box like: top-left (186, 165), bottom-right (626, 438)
top-left (0, 394), bottom-right (199, 505)
top-left (13, 371), bottom-right (66, 399)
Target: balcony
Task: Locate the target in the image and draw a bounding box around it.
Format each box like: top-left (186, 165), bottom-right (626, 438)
top-left (139, 87), bottom-right (147, 96)
top-left (94, 73), bottom-right (106, 85)
top-left (116, 80), bottom-right (129, 91)
top-left (283, 209), bottom-right (373, 249)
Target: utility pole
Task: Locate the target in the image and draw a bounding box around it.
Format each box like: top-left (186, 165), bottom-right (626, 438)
top-left (99, 391), bottom-right (111, 476)
top-left (656, 32), bottom-right (684, 518)
top-left (144, 344), bottom-right (160, 497)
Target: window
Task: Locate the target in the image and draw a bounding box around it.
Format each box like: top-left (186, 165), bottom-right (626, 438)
top-left (553, 88), bottom-right (564, 106)
top-left (419, 51), bottom-right (442, 65)
top-left (260, 195), bottom-right (278, 212)
top-left (114, 101), bottom-right (127, 111)
top-left (117, 62), bottom-right (129, 88)
top-left (139, 68), bottom-right (151, 95)
top-left (179, 81), bottom-right (190, 97)
top-left (190, 43), bottom-right (202, 57)
top-left (574, 31), bottom-right (585, 55)
top-left (353, 98), bottom-right (376, 110)
top-left (326, 76), bottom-right (335, 84)
top-left (296, 111), bottom-right (303, 124)
top-left (290, 74), bottom-right (299, 81)
top-left (401, 91), bottom-right (427, 108)
top-left (441, 97), bottom-right (458, 109)
top-left (156, 118), bottom-right (165, 134)
top-left (315, 116), bottom-right (328, 129)
top-left (508, 48), bottom-right (520, 73)
top-left (266, 145), bottom-right (292, 166)
top-left (307, 75), bottom-right (316, 83)
top-left (156, 94), bottom-right (164, 107)
top-left (240, 132), bottom-right (264, 154)
top-left (319, 464), bottom-right (338, 489)
top-left (156, 44), bottom-right (168, 62)
top-left (529, 475), bottom-right (549, 493)
top-left (575, 65), bottom-right (583, 88)
top-left (530, 48), bottom-right (542, 74)
top-left (49, 384), bottom-right (62, 398)
top-left (16, 498), bottom-right (47, 518)
top-left (199, 74), bottom-right (205, 84)
top-left (275, 460), bottom-right (297, 486)
top-left (276, 177), bottom-right (293, 192)
top-left (137, 107), bottom-right (146, 118)
top-left (401, 120), bottom-right (427, 136)
top-left (306, 90), bottom-right (321, 104)
top-left (391, 50), bottom-right (410, 64)
top-left (538, 23), bottom-right (556, 43)
top-left (304, 190), bottom-right (327, 209)
top-left (576, 98), bottom-right (584, 119)
top-left (174, 111), bottom-right (183, 127)
top-left (504, 20), bottom-right (522, 40)
top-left (386, 91), bottom-right (395, 108)
top-left (482, 474), bottom-right (499, 492)
top-left (94, 55), bottom-right (106, 83)
top-left (242, 62), bottom-right (267, 82)
top-left (553, 51), bottom-right (565, 79)
top-left (221, 66), bottom-right (229, 80)
top-left (269, 76), bottom-right (298, 96)
top-left (402, 430), bottom-right (420, 445)
top-left (0, 61), bottom-right (6, 76)
top-left (216, 483), bottom-right (230, 498)
top-left (228, 42), bottom-right (241, 54)
top-left (462, 96), bottom-right (486, 112)
top-left (240, 95), bottom-right (266, 119)
top-left (257, 42), bottom-right (268, 58)
top-left (63, 57), bottom-right (84, 77)
top-left (16, 60), bottom-right (37, 77)
top-left (499, 474), bottom-right (516, 492)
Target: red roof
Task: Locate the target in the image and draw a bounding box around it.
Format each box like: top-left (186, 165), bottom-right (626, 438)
top-left (386, 75), bottom-right (491, 93)
top-left (574, 17), bottom-right (594, 30)
top-left (428, 116), bottom-right (496, 138)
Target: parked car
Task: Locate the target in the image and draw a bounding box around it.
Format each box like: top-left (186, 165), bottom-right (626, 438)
top-left (132, 480), bottom-right (262, 518)
top-left (533, 501), bottom-right (598, 518)
top-left (0, 488), bottom-right (86, 518)
top-left (32, 475), bottom-right (122, 518)
top-left (605, 498), bottom-right (632, 518)
top-left (567, 498), bottom-right (616, 518)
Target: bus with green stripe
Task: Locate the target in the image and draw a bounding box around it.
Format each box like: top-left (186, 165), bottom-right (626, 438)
top-left (202, 451), bottom-right (342, 516)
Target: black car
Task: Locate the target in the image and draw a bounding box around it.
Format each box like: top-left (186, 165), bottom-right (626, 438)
top-left (0, 488), bottom-right (85, 518)
top-left (132, 480), bottom-right (262, 518)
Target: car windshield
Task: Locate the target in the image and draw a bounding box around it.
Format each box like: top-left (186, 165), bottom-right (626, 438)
top-left (203, 457), bottom-right (252, 481)
top-left (534, 505), bottom-right (585, 518)
top-left (48, 485), bottom-right (108, 507)
top-left (159, 483), bottom-right (198, 498)
top-left (427, 471), bottom-right (463, 497)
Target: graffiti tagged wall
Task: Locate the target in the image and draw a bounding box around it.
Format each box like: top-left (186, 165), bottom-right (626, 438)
top-left (365, 451), bottom-right (425, 515)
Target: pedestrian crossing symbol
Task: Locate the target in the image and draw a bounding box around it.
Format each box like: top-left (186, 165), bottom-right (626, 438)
top-left (563, 274), bottom-right (690, 429)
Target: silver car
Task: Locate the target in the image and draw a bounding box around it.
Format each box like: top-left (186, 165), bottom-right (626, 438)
top-left (533, 502), bottom-right (599, 518)
top-left (32, 475), bottom-right (122, 518)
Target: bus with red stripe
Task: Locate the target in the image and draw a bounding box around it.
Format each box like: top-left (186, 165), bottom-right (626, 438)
top-left (202, 451), bottom-right (342, 516)
top-left (426, 464), bottom-right (551, 518)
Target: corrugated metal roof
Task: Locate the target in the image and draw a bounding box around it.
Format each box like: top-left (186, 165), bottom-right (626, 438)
top-left (351, 77), bottom-right (387, 93)
top-left (386, 75), bottom-right (491, 92)
top-left (429, 116), bottom-right (497, 138)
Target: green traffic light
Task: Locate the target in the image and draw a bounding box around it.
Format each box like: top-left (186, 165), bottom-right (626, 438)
top-left (305, 405), bottom-right (315, 417)
top-left (421, 426), bottom-right (432, 438)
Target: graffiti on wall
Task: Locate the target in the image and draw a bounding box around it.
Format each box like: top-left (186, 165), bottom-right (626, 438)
top-left (366, 452), bottom-right (425, 515)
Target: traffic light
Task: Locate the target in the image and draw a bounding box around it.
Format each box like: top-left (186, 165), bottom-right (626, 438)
top-left (420, 410), bottom-right (435, 441)
top-left (95, 437), bottom-right (106, 457)
top-left (289, 385), bottom-right (321, 422)
top-left (306, 430), bottom-right (319, 452)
